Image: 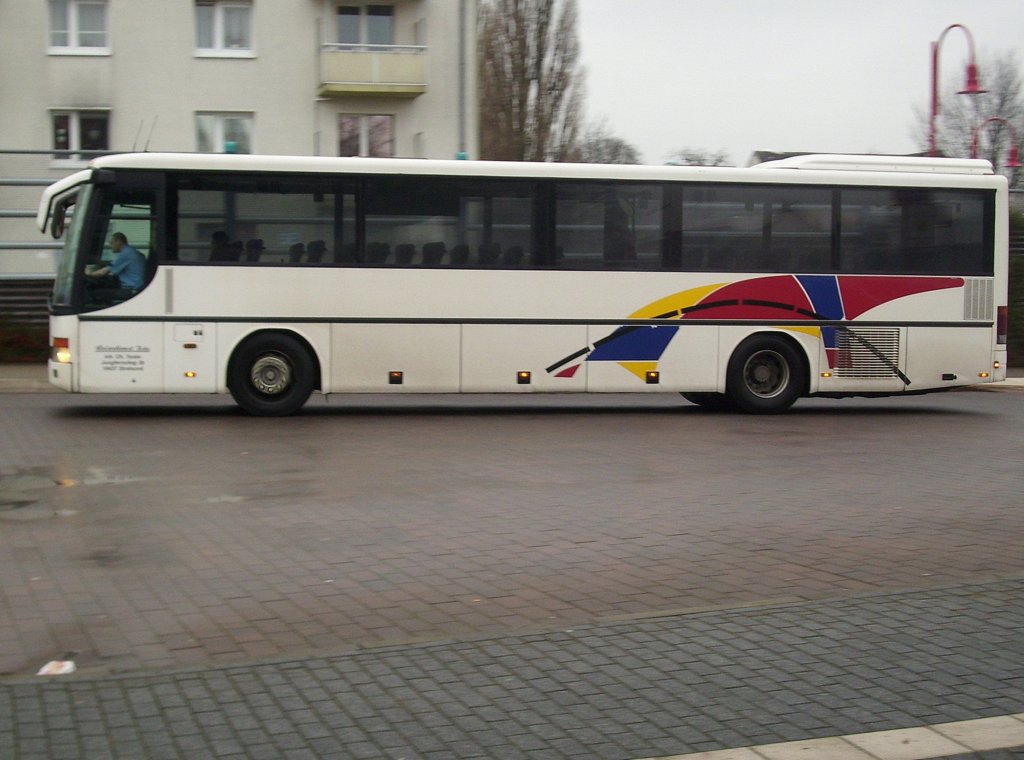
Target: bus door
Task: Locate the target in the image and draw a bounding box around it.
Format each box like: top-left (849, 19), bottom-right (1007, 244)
top-left (76, 176), bottom-right (165, 392)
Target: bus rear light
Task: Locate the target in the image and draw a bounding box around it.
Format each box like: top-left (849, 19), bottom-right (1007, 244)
top-left (51, 337), bottom-right (71, 364)
top-left (994, 361), bottom-right (1002, 370)
top-left (997, 306), bottom-right (1008, 344)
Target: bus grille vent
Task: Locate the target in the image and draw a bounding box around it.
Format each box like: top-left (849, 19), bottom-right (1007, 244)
top-left (833, 328), bottom-right (901, 378)
top-left (963, 279), bottom-right (993, 321)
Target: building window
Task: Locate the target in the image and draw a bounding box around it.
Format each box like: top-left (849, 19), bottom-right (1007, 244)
top-left (196, 113), bottom-right (253, 153)
top-left (195, 1), bottom-right (252, 54)
top-left (336, 5), bottom-right (394, 47)
top-left (53, 110), bottom-right (109, 160)
top-left (339, 115), bottom-right (393, 157)
top-left (48, 0), bottom-right (109, 53)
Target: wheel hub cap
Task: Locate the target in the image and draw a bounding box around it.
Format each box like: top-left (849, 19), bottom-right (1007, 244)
top-left (250, 354), bottom-right (291, 395)
top-left (744, 350), bottom-right (789, 398)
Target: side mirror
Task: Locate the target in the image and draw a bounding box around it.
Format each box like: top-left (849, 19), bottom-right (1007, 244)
top-left (50, 199), bottom-right (70, 239)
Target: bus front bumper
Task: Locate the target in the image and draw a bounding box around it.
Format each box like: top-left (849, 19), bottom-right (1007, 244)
top-left (47, 359), bottom-right (73, 392)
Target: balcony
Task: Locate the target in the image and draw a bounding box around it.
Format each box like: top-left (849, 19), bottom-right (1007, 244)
top-left (319, 44), bottom-right (427, 98)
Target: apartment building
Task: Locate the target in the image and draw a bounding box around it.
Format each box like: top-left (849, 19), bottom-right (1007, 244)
top-left (0, 0), bottom-right (479, 275)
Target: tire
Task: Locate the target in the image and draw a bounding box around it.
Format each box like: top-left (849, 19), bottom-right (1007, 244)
top-left (681, 392), bottom-right (736, 412)
top-left (228, 333), bottom-right (316, 416)
top-left (726, 335), bottom-right (806, 414)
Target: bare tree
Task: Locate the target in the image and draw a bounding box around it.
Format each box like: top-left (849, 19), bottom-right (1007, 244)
top-left (575, 119), bottom-right (641, 164)
top-left (665, 148), bottom-right (730, 167)
top-left (478, 0), bottom-right (584, 162)
top-left (913, 50), bottom-right (1023, 185)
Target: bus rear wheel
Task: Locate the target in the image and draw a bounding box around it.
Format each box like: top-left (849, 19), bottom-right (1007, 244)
top-left (726, 335), bottom-right (806, 414)
top-left (228, 333), bottom-right (316, 416)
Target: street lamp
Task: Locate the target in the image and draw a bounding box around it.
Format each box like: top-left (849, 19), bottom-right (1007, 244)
top-left (929, 24), bottom-right (987, 157)
top-left (971, 116), bottom-right (1023, 169)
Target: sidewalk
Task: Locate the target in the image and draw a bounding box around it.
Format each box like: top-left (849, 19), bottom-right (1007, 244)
top-left (1, 365), bottom-right (1022, 758)
top-left (0, 364), bottom-right (57, 393)
top-left (3, 579), bottom-right (1023, 759)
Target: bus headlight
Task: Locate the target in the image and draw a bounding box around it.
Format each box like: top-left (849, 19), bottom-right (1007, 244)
top-left (51, 337), bottom-right (71, 364)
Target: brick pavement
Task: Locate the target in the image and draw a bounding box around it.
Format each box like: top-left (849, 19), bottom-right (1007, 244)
top-left (1, 389), bottom-right (1024, 677)
top-left (1, 579), bottom-right (1022, 759)
top-left (2, 379), bottom-right (1024, 757)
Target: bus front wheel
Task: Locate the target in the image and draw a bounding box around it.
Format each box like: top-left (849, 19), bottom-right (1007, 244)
top-left (228, 333), bottom-right (316, 416)
top-left (726, 335), bottom-right (806, 414)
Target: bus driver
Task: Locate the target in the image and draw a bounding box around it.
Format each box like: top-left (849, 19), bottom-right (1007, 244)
top-left (85, 232), bottom-right (146, 302)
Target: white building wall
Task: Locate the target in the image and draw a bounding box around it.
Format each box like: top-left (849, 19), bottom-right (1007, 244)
top-left (0, 0), bottom-right (478, 275)
top-left (313, 1), bottom-right (478, 160)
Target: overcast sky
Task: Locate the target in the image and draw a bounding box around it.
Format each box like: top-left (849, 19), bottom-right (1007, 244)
top-left (576, 0), bottom-right (1024, 165)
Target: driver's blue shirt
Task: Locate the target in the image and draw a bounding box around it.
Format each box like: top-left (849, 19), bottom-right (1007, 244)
top-left (108, 245), bottom-right (146, 291)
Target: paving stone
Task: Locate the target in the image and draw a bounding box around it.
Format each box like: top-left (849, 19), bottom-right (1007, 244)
top-left (3, 393), bottom-right (1024, 757)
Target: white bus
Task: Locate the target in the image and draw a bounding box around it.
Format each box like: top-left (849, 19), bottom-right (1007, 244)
top-left (39, 152), bottom-right (1008, 415)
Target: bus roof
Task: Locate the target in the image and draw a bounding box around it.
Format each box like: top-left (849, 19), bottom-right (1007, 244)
top-left (84, 151), bottom-right (996, 180)
top-left (38, 151), bottom-right (1002, 233)
top-left (752, 154), bottom-right (994, 175)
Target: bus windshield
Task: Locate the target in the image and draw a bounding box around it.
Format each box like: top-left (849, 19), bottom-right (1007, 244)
top-left (51, 184), bottom-right (93, 309)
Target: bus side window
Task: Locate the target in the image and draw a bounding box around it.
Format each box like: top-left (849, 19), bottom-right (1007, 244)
top-left (555, 183), bottom-right (664, 271)
top-left (767, 187), bottom-right (832, 273)
top-left (175, 177), bottom-right (340, 266)
top-left (365, 177), bottom-right (535, 270)
top-left (97, 198), bottom-right (156, 264)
